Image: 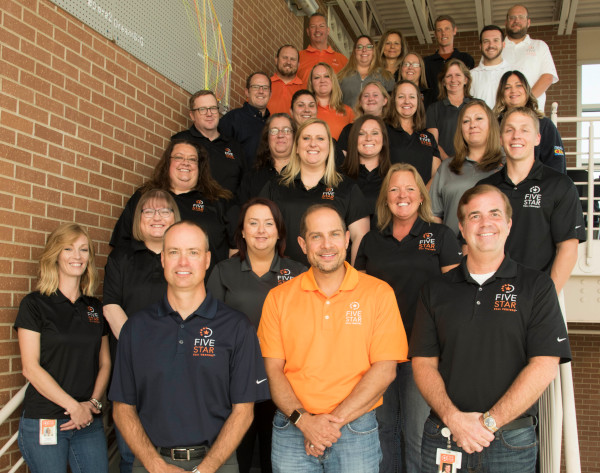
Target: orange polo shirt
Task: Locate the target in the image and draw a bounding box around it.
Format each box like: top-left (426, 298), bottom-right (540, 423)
top-left (298, 45), bottom-right (348, 85)
top-left (267, 74), bottom-right (304, 114)
top-left (317, 103), bottom-right (354, 140)
top-left (258, 262), bottom-right (408, 415)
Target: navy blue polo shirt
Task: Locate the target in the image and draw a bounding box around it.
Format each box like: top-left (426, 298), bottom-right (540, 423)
top-left (478, 159), bottom-right (585, 272)
top-left (409, 256), bottom-right (571, 416)
top-left (386, 124), bottom-right (440, 184)
top-left (355, 218), bottom-right (461, 338)
top-left (109, 292), bottom-right (269, 448)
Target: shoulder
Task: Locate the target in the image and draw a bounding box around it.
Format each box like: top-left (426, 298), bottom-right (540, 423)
top-left (280, 257), bottom-right (308, 275)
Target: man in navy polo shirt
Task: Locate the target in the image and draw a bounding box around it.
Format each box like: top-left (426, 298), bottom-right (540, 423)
top-left (110, 221), bottom-right (269, 473)
top-left (410, 185), bottom-right (571, 472)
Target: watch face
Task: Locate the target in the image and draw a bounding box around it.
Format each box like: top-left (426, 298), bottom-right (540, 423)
top-left (289, 410), bottom-right (302, 424)
top-left (484, 417), bottom-right (496, 428)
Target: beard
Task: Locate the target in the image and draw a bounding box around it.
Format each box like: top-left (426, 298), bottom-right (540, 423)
top-left (507, 25), bottom-right (527, 40)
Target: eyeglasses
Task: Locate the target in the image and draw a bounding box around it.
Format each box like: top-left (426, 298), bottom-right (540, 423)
top-left (507, 14), bottom-right (527, 21)
top-left (385, 41), bottom-right (402, 47)
top-left (356, 44), bottom-right (374, 51)
top-left (268, 127), bottom-right (293, 136)
top-left (249, 85), bottom-right (270, 92)
top-left (191, 106), bottom-right (219, 115)
top-left (142, 208), bottom-right (174, 218)
top-left (171, 156), bottom-right (199, 165)
top-left (402, 62), bottom-right (421, 68)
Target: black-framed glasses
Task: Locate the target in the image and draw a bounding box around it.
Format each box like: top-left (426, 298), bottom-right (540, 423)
top-left (191, 106), bottom-right (219, 115)
top-left (249, 85), bottom-right (270, 92)
top-left (142, 208), bottom-right (174, 218)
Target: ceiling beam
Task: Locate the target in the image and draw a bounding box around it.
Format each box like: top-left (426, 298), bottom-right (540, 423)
top-left (482, 0), bottom-right (492, 26)
top-left (475, 0), bottom-right (484, 32)
top-left (557, 0), bottom-right (571, 34)
top-left (565, 0), bottom-right (578, 34)
top-left (404, 0), bottom-right (426, 43)
top-left (413, 0), bottom-right (432, 43)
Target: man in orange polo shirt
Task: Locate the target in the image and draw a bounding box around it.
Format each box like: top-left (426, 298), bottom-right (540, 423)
top-left (258, 204), bottom-right (407, 472)
top-left (297, 13), bottom-right (348, 85)
top-left (268, 45), bottom-right (304, 114)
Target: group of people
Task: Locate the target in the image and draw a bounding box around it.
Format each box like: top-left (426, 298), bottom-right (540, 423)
top-left (13, 4), bottom-right (584, 473)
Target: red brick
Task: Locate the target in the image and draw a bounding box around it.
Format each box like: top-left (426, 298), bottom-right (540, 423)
top-left (47, 174), bottom-right (74, 193)
top-left (81, 44), bottom-right (104, 67)
top-left (51, 56), bottom-right (78, 79)
top-left (3, 12), bottom-right (36, 42)
top-left (74, 210), bottom-right (99, 226)
top-left (36, 93), bottom-right (65, 116)
top-left (54, 28), bottom-right (80, 54)
top-left (34, 124), bottom-right (63, 145)
top-left (50, 115), bottom-right (76, 136)
top-left (2, 47), bottom-right (35, 73)
top-left (91, 91), bottom-right (115, 112)
top-left (15, 196), bottom-right (45, 215)
top-left (38, 2), bottom-right (68, 31)
top-left (51, 85), bottom-right (78, 108)
top-left (16, 134), bottom-right (47, 155)
top-left (18, 101), bottom-right (49, 124)
top-left (62, 193), bottom-right (87, 211)
top-left (66, 49), bottom-right (91, 73)
top-left (21, 39), bottom-right (52, 65)
top-left (77, 127), bottom-right (102, 146)
top-left (32, 185), bottom-right (60, 204)
top-left (15, 165), bottom-right (45, 186)
top-left (0, 59), bottom-right (19, 82)
top-left (47, 144), bottom-right (75, 165)
top-left (1, 111), bottom-right (33, 134)
top-left (75, 183), bottom-right (100, 200)
top-left (47, 204), bottom-right (74, 220)
top-left (91, 36), bottom-right (116, 63)
top-left (23, 9), bottom-right (53, 37)
top-left (65, 77), bottom-right (92, 102)
top-left (66, 20), bottom-right (93, 45)
top-left (0, 143), bottom-right (30, 165)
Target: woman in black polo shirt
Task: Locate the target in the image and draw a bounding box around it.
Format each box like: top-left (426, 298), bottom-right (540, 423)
top-left (110, 138), bottom-right (233, 271)
top-left (260, 118), bottom-right (370, 265)
top-left (386, 80), bottom-right (441, 187)
top-left (355, 163), bottom-right (461, 473)
top-left (207, 197), bottom-right (306, 473)
top-left (15, 223), bottom-right (110, 473)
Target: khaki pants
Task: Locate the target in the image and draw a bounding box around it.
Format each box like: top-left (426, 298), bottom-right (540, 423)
top-left (132, 450), bottom-right (238, 473)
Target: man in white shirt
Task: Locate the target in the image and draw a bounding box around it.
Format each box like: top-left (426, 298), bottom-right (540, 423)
top-left (470, 25), bottom-right (511, 109)
top-left (502, 4), bottom-right (558, 112)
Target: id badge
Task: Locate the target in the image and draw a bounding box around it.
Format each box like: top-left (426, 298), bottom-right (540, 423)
top-left (39, 419), bottom-right (57, 445)
top-left (436, 448), bottom-right (462, 472)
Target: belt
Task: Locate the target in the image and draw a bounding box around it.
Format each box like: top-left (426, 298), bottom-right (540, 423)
top-left (158, 445), bottom-right (208, 461)
top-left (430, 414), bottom-right (534, 433)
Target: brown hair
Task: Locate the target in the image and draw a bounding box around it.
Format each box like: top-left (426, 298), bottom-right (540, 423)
top-left (308, 62), bottom-right (347, 115)
top-left (437, 58), bottom-right (472, 101)
top-left (299, 203), bottom-right (347, 239)
top-left (493, 70), bottom-right (543, 118)
top-left (386, 80), bottom-right (427, 130)
top-left (353, 81), bottom-right (390, 118)
top-left (376, 29), bottom-right (408, 79)
top-left (457, 184), bottom-right (512, 224)
top-left (343, 115), bottom-right (391, 179)
top-left (254, 113), bottom-right (296, 169)
top-left (188, 90), bottom-right (217, 111)
top-left (400, 51), bottom-right (428, 89)
top-left (132, 189), bottom-right (181, 242)
top-left (338, 35), bottom-right (379, 82)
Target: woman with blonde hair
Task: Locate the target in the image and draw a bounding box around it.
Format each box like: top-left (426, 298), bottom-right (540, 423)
top-left (15, 223), bottom-right (110, 473)
top-left (376, 29), bottom-right (408, 80)
top-left (308, 62), bottom-right (354, 140)
top-left (338, 35), bottom-right (394, 108)
top-left (260, 118), bottom-right (370, 265)
top-left (356, 163), bottom-right (460, 473)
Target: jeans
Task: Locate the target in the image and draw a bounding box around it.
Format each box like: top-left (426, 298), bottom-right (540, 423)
top-left (421, 416), bottom-right (538, 473)
top-left (376, 362), bottom-right (429, 473)
top-left (18, 416), bottom-right (108, 473)
top-left (271, 409), bottom-right (381, 472)
top-left (131, 451), bottom-right (237, 472)
top-left (115, 424), bottom-right (135, 473)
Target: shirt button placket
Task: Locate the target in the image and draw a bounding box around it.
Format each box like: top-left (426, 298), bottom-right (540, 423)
top-left (324, 300), bottom-right (332, 330)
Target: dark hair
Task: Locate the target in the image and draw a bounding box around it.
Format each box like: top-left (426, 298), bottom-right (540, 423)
top-left (291, 89), bottom-right (316, 109)
top-left (246, 72), bottom-right (271, 90)
top-left (479, 24), bottom-right (505, 42)
top-left (299, 203), bottom-right (347, 239)
top-left (188, 90), bottom-right (217, 111)
top-left (457, 184), bottom-right (512, 224)
top-left (435, 15), bottom-right (456, 29)
top-left (343, 114), bottom-right (391, 179)
top-left (493, 70), bottom-right (543, 118)
top-left (141, 138), bottom-right (233, 200)
top-left (254, 113), bottom-right (296, 169)
top-left (437, 58), bottom-right (472, 101)
top-left (276, 44), bottom-right (299, 59)
top-left (235, 198), bottom-right (287, 261)
top-left (163, 220), bottom-right (210, 251)
top-left (386, 80), bottom-right (427, 130)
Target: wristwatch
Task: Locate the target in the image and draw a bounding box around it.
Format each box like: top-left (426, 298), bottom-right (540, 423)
top-left (289, 408), bottom-right (307, 425)
top-left (483, 411), bottom-right (498, 432)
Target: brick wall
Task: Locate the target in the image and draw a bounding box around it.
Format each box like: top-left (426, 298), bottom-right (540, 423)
top-left (406, 25), bottom-right (578, 166)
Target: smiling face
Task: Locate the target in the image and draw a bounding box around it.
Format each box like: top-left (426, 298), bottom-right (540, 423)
top-left (387, 170), bottom-right (423, 223)
top-left (307, 14), bottom-right (329, 49)
top-left (503, 74), bottom-right (527, 108)
top-left (395, 82), bottom-right (419, 120)
top-left (276, 46), bottom-right (299, 79)
top-left (383, 33), bottom-right (402, 60)
top-left (480, 29), bottom-right (504, 62)
top-left (357, 119), bottom-right (383, 160)
top-left (435, 20), bottom-right (456, 48)
top-left (501, 111), bottom-right (540, 164)
top-left (189, 94), bottom-right (219, 134)
top-left (506, 5), bottom-right (530, 40)
top-left (246, 73), bottom-right (271, 111)
top-left (311, 65), bottom-right (333, 98)
top-left (443, 64), bottom-right (466, 95)
top-left (360, 83), bottom-right (387, 116)
top-left (268, 116), bottom-right (294, 160)
top-left (139, 197), bottom-right (176, 244)
top-left (400, 54), bottom-right (422, 84)
top-left (57, 233), bottom-right (89, 281)
top-left (169, 143), bottom-right (199, 193)
top-left (291, 93), bottom-right (317, 126)
top-left (355, 37), bottom-right (374, 67)
top-left (298, 122), bottom-right (329, 169)
top-left (461, 104), bottom-right (490, 149)
top-left (242, 204), bottom-right (278, 255)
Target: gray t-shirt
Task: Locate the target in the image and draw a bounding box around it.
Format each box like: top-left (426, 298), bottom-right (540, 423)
top-left (339, 71), bottom-right (394, 108)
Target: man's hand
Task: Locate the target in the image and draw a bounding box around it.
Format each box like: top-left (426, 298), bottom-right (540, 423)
top-left (144, 457), bottom-right (186, 473)
top-left (445, 411), bottom-right (495, 454)
top-left (296, 413), bottom-right (343, 455)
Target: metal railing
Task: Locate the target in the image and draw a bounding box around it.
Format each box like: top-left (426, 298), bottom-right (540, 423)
top-left (0, 384), bottom-right (27, 473)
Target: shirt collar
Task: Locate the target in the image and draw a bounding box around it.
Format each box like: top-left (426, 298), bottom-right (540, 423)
top-left (243, 102), bottom-right (270, 120)
top-left (506, 34), bottom-right (531, 46)
top-left (381, 216), bottom-right (426, 237)
top-left (306, 45), bottom-right (336, 54)
top-left (158, 292), bottom-right (218, 320)
top-left (300, 261), bottom-right (359, 295)
top-left (240, 253), bottom-right (283, 274)
top-left (476, 58), bottom-right (509, 70)
top-left (452, 253), bottom-right (517, 285)
top-left (500, 159), bottom-right (543, 185)
top-left (442, 97), bottom-right (471, 107)
top-left (271, 74), bottom-right (303, 85)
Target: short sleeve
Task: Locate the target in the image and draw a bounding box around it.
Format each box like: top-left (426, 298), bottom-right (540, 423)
top-left (539, 41), bottom-right (558, 82)
top-left (426, 103), bottom-right (439, 130)
top-left (110, 190), bottom-right (142, 247)
top-left (206, 264), bottom-right (227, 302)
top-left (550, 180), bottom-right (586, 244)
top-left (369, 283), bottom-right (408, 363)
top-left (537, 119), bottom-right (565, 174)
top-left (102, 250), bottom-right (125, 306)
top-left (354, 234), bottom-right (369, 270)
top-left (345, 183), bottom-right (370, 225)
top-left (408, 284), bottom-right (441, 358)
top-left (430, 165), bottom-right (445, 218)
top-left (108, 319), bottom-right (137, 405)
top-left (438, 226), bottom-right (462, 266)
top-left (14, 294), bottom-right (43, 333)
top-left (256, 290), bottom-right (285, 360)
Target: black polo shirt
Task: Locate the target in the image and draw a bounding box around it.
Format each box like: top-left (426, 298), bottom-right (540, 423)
top-left (171, 125), bottom-right (246, 196)
top-left (478, 160), bottom-right (585, 272)
top-left (424, 48), bottom-right (474, 104)
top-left (387, 124), bottom-right (440, 183)
top-left (259, 175), bottom-right (370, 265)
top-left (351, 164), bottom-right (383, 219)
top-left (206, 254), bottom-right (307, 329)
top-left (409, 256), bottom-right (571, 415)
top-left (355, 218), bottom-right (461, 338)
top-left (109, 293), bottom-right (270, 448)
top-left (110, 189), bottom-right (232, 271)
top-left (15, 291), bottom-right (107, 418)
top-left (219, 102), bottom-right (270, 169)
top-left (426, 97), bottom-right (471, 157)
top-left (238, 166), bottom-right (281, 205)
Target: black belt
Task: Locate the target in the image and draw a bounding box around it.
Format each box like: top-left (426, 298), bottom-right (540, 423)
top-left (430, 414), bottom-right (534, 432)
top-left (158, 445), bottom-right (208, 461)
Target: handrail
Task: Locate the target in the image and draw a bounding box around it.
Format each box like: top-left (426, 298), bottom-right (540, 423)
top-left (0, 384), bottom-right (28, 472)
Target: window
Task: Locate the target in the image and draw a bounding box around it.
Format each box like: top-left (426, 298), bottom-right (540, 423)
top-left (580, 63), bottom-right (600, 166)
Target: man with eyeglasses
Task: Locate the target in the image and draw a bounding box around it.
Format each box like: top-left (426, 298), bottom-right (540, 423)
top-left (111, 221), bottom-right (270, 473)
top-left (470, 25), bottom-right (511, 109)
top-left (424, 15), bottom-right (474, 104)
top-left (219, 72), bottom-right (272, 169)
top-left (172, 90), bottom-right (245, 196)
top-left (268, 45), bottom-right (304, 114)
top-left (297, 13), bottom-right (348, 86)
top-left (502, 4), bottom-right (558, 113)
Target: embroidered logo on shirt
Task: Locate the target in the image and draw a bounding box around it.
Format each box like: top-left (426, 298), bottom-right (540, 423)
top-left (322, 187), bottom-right (335, 200)
top-left (418, 232), bottom-right (436, 251)
top-left (493, 284), bottom-right (518, 312)
top-left (419, 133), bottom-right (432, 147)
top-left (554, 146), bottom-right (564, 156)
top-left (224, 148), bottom-right (235, 159)
top-left (277, 268), bottom-right (293, 285)
top-left (192, 200), bottom-right (205, 212)
top-left (87, 306), bottom-right (100, 324)
top-left (194, 327), bottom-right (215, 357)
top-left (345, 301), bottom-right (362, 325)
top-left (523, 186), bottom-right (541, 208)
